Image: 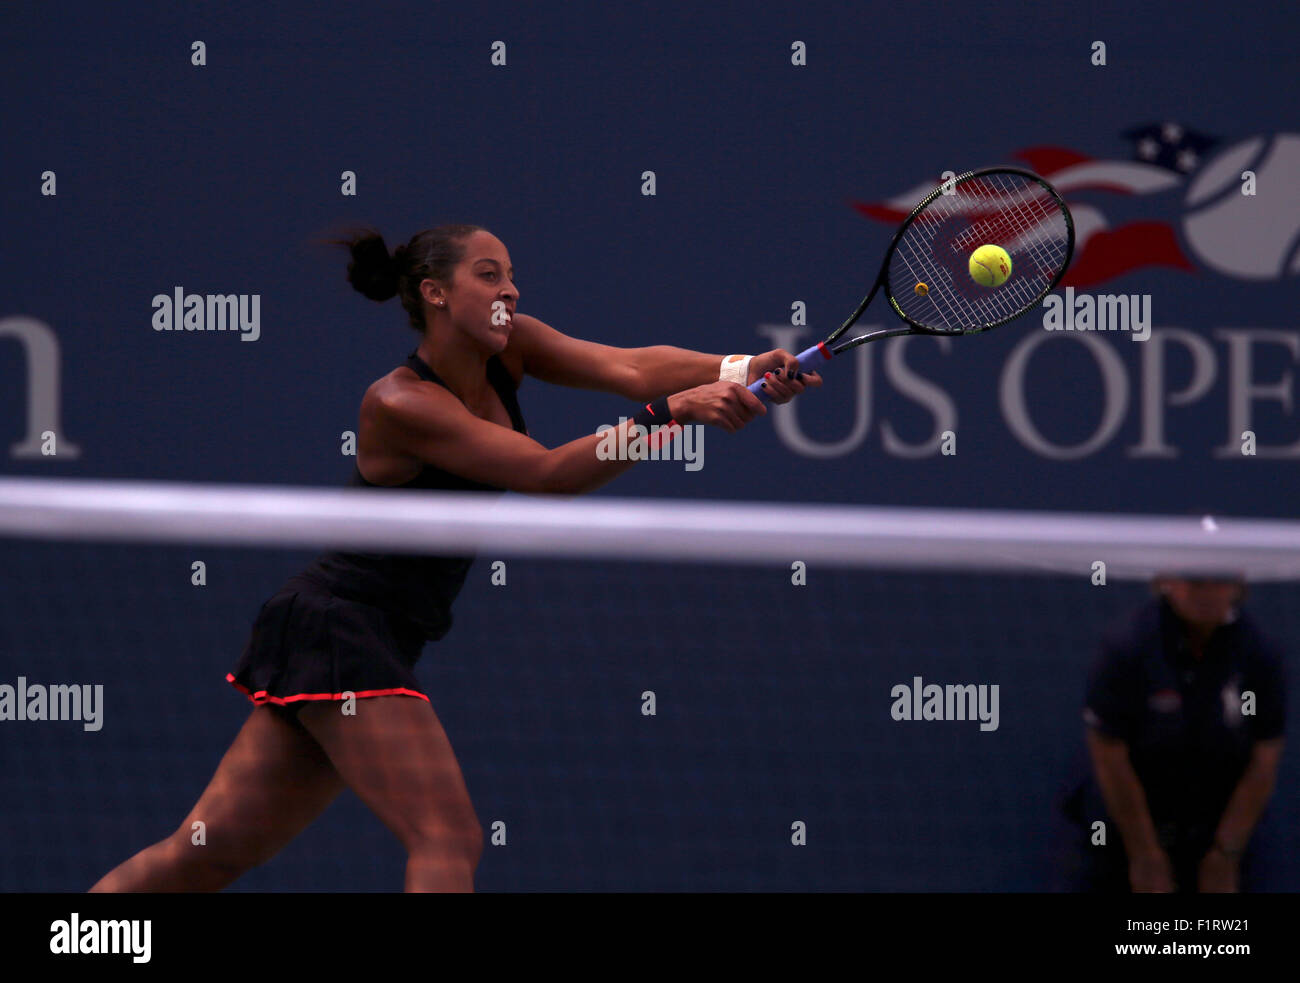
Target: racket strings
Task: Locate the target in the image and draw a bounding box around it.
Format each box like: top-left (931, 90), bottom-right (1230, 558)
top-left (987, 173), bottom-right (1065, 308)
top-left (934, 175), bottom-right (1061, 323)
top-left (889, 172), bottom-right (1071, 332)
top-left (893, 241), bottom-right (967, 330)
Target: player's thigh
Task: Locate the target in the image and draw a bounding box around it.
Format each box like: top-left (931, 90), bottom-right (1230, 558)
top-left (295, 695), bottom-right (481, 853)
top-left (175, 704), bottom-right (345, 867)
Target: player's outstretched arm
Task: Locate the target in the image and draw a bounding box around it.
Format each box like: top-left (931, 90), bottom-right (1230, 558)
top-left (509, 312), bottom-right (820, 402)
top-left (371, 373), bottom-right (766, 495)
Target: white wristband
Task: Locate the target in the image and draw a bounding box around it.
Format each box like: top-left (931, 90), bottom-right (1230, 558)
top-left (720, 354), bottom-right (752, 385)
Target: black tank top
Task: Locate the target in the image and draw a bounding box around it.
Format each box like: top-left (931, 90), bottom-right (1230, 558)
top-left (299, 349), bottom-right (528, 639)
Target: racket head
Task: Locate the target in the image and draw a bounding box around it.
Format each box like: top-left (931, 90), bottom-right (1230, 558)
top-left (852, 167), bottom-right (1075, 344)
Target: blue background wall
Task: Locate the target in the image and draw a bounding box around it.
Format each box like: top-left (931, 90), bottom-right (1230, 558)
top-left (1, 0), bottom-right (1296, 890)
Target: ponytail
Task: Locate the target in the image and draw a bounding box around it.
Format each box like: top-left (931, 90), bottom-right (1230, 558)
top-left (327, 224), bottom-right (487, 332)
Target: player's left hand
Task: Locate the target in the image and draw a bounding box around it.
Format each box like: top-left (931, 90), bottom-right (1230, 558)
top-left (747, 349), bottom-right (823, 404)
top-left (1197, 848), bottom-right (1240, 893)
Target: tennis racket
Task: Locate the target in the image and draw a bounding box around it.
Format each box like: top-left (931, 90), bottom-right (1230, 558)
top-left (751, 166), bottom-right (1074, 398)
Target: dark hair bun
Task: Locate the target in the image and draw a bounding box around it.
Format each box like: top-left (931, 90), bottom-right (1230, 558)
top-left (346, 233), bottom-right (399, 301)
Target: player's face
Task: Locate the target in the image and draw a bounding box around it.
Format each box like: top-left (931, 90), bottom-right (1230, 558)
top-left (1161, 578), bottom-right (1243, 630)
top-left (447, 230), bottom-right (518, 353)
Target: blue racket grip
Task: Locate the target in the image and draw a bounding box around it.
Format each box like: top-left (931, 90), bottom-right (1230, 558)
top-left (746, 343), bottom-right (830, 400)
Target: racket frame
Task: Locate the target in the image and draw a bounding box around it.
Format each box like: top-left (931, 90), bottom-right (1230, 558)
top-left (835, 166), bottom-right (1075, 353)
top-left (748, 167), bottom-right (1075, 396)
top-left (754, 166), bottom-right (1076, 397)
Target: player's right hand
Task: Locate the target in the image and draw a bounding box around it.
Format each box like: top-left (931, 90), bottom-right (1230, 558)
top-left (668, 381), bottom-right (766, 433)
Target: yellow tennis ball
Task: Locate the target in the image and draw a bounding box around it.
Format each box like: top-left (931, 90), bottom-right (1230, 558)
top-left (915, 282), bottom-right (929, 296)
top-left (969, 244), bottom-right (1012, 287)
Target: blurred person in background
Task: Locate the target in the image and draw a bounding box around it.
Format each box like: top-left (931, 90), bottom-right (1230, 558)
top-left (1062, 574), bottom-right (1285, 893)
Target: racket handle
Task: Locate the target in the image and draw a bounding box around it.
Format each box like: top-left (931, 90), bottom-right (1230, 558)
top-left (746, 343), bottom-right (830, 399)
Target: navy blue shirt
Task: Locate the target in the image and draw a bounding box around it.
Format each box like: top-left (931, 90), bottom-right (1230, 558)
top-left (1083, 596), bottom-right (1285, 843)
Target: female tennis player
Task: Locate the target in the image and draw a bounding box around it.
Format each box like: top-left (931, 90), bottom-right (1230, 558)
top-left (90, 224), bottom-right (821, 892)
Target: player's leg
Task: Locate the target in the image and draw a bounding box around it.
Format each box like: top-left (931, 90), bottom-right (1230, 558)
top-left (295, 695), bottom-right (483, 892)
top-left (90, 704), bottom-right (345, 892)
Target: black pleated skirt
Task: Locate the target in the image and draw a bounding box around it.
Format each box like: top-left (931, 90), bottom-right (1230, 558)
top-left (226, 573), bottom-right (430, 710)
